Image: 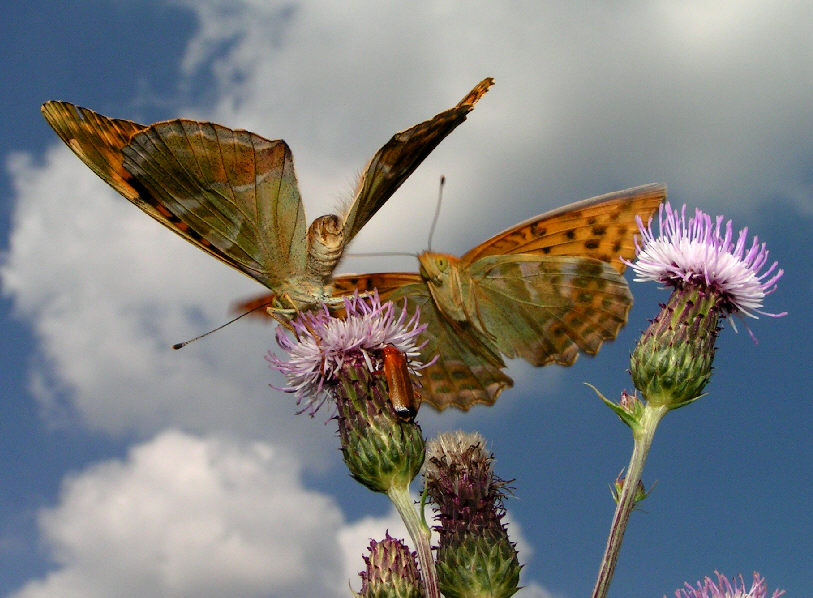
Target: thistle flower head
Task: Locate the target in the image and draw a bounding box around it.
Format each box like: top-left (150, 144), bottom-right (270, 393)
top-left (424, 431), bottom-right (521, 598)
top-left (626, 204), bottom-right (785, 408)
top-left (266, 292), bottom-right (428, 415)
top-left (670, 571), bottom-right (785, 598)
top-left (268, 293), bottom-right (428, 492)
top-left (358, 532), bottom-right (424, 598)
top-left (624, 202), bottom-right (785, 321)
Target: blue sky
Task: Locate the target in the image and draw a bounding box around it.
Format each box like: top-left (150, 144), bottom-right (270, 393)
top-left (1, 2), bottom-right (810, 596)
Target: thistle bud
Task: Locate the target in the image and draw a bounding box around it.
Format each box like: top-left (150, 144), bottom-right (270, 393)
top-left (336, 360), bottom-right (425, 493)
top-left (358, 533), bottom-right (425, 598)
top-left (424, 432), bottom-right (521, 598)
top-left (630, 286), bottom-right (719, 409)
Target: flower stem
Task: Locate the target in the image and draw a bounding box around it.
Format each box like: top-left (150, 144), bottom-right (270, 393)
top-left (388, 482), bottom-right (439, 598)
top-left (591, 403), bottom-right (667, 598)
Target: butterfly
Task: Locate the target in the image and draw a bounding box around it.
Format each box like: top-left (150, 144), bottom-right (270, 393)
top-left (238, 184), bottom-right (666, 410)
top-left (40, 77), bottom-right (493, 314)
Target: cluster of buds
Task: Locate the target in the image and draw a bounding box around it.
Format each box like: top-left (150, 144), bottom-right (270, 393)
top-left (269, 294), bottom-right (525, 596)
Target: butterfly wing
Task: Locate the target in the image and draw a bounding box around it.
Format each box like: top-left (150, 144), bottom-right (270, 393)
top-left (41, 102), bottom-right (308, 289)
top-left (386, 283), bottom-right (512, 411)
top-left (463, 254), bottom-right (633, 366)
top-left (120, 120), bottom-right (307, 289)
top-left (232, 271), bottom-right (424, 316)
top-left (461, 184), bottom-right (666, 271)
top-left (340, 78), bottom-right (493, 243)
top-left (449, 186), bottom-right (664, 370)
top-left (41, 102), bottom-right (171, 227)
top-left (331, 272), bottom-right (423, 298)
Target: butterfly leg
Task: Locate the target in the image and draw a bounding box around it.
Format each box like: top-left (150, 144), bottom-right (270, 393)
top-left (471, 297), bottom-right (499, 345)
top-left (265, 308), bottom-right (297, 334)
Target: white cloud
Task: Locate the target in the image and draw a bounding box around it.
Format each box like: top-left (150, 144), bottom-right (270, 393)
top-left (12, 432), bottom-right (540, 598)
top-left (172, 0), bottom-right (812, 244)
top-left (8, 431), bottom-right (349, 598)
top-left (5, 0), bottom-right (809, 440)
top-left (1, 148), bottom-right (340, 464)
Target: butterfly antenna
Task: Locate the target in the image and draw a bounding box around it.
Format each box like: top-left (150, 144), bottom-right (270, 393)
top-left (171, 301), bottom-right (274, 350)
top-left (346, 177), bottom-right (445, 259)
top-left (346, 251), bottom-right (415, 258)
top-left (427, 175), bottom-right (445, 251)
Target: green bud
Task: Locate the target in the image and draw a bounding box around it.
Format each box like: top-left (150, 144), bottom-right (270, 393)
top-left (435, 529), bottom-right (520, 598)
top-left (630, 286), bottom-right (720, 409)
top-left (336, 360), bottom-right (425, 493)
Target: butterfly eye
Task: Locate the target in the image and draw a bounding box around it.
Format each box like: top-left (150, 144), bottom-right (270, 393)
top-left (418, 253), bottom-right (445, 284)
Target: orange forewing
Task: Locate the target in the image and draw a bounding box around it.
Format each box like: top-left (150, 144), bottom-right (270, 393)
top-left (460, 184), bottom-right (665, 270)
top-left (41, 102), bottom-right (307, 288)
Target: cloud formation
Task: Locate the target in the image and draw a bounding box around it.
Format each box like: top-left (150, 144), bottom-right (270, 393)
top-left (2, 0), bottom-right (809, 595)
top-left (7, 0), bottom-right (810, 440)
top-left (8, 431), bottom-right (413, 598)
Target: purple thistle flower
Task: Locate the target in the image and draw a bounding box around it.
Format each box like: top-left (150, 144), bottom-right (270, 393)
top-left (670, 571), bottom-right (785, 598)
top-left (627, 203), bottom-right (786, 407)
top-left (624, 203), bottom-right (785, 321)
top-left (266, 292), bottom-right (428, 415)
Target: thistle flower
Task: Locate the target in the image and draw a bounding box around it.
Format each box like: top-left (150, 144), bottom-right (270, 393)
top-left (625, 203), bottom-right (784, 320)
top-left (625, 203), bottom-right (784, 409)
top-left (424, 431), bottom-right (521, 598)
top-left (267, 292), bottom-right (428, 492)
top-left (358, 533), bottom-right (425, 598)
top-left (670, 571), bottom-right (785, 598)
top-left (267, 292), bottom-right (428, 416)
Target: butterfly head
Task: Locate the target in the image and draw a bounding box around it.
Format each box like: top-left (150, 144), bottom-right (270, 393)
top-left (417, 252), bottom-right (445, 284)
top-left (418, 251), bottom-right (461, 287)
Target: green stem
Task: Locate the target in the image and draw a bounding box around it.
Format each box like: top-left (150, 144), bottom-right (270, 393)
top-left (388, 482), bottom-right (439, 598)
top-left (591, 403), bottom-right (667, 598)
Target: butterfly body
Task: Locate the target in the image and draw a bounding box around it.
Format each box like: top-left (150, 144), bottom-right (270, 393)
top-left (417, 252), bottom-right (469, 322)
top-left (42, 77), bottom-right (494, 313)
